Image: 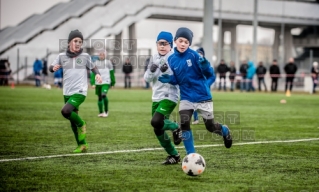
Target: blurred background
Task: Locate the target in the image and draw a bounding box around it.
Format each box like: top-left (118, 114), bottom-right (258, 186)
top-left (0, 0), bottom-right (318, 92)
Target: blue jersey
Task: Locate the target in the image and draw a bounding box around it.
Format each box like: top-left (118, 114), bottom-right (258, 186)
top-left (167, 47), bottom-right (215, 102)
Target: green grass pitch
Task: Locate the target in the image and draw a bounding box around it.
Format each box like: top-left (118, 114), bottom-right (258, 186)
top-left (0, 87), bottom-right (318, 191)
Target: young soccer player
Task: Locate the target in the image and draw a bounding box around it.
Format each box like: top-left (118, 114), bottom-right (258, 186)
top-left (49, 29), bottom-right (102, 153)
top-left (159, 27), bottom-right (232, 155)
top-left (92, 51), bottom-right (116, 117)
top-left (144, 31), bottom-right (182, 164)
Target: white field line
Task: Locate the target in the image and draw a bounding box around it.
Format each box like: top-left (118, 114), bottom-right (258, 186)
top-left (1, 138), bottom-right (319, 163)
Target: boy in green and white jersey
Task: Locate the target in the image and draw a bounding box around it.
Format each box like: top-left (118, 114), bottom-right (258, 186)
top-left (144, 31), bottom-right (182, 165)
top-left (92, 51), bottom-right (116, 117)
top-left (50, 29), bottom-right (102, 153)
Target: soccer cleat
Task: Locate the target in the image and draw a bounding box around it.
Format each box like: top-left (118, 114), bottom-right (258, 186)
top-left (73, 144), bottom-right (88, 153)
top-left (172, 127), bottom-right (182, 145)
top-left (78, 122), bottom-right (86, 141)
top-left (98, 112), bottom-right (108, 117)
top-left (223, 125), bottom-right (232, 148)
top-left (192, 120), bottom-right (199, 125)
top-left (162, 154), bottom-right (181, 165)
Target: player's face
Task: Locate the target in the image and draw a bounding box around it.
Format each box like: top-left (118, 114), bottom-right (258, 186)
top-left (156, 40), bottom-right (171, 55)
top-left (99, 52), bottom-right (106, 60)
top-left (69, 37), bottom-right (83, 52)
top-left (175, 37), bottom-right (190, 53)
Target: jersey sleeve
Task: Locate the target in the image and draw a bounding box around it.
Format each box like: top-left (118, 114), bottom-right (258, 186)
top-left (144, 55), bottom-right (160, 82)
top-left (51, 54), bottom-right (62, 67)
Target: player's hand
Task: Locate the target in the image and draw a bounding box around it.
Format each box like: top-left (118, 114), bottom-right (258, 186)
top-left (53, 65), bottom-right (61, 72)
top-left (199, 57), bottom-right (207, 64)
top-left (95, 74), bottom-right (102, 84)
top-left (150, 64), bottom-right (158, 73)
top-left (158, 74), bottom-right (171, 83)
top-left (160, 63), bottom-right (168, 73)
top-left (198, 57), bottom-right (209, 69)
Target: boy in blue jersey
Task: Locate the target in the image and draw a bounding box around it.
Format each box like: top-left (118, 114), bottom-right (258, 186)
top-left (158, 27), bottom-right (232, 155)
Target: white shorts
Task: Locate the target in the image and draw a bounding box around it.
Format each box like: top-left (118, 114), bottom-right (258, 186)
top-left (179, 100), bottom-right (214, 119)
top-left (54, 78), bottom-right (62, 84)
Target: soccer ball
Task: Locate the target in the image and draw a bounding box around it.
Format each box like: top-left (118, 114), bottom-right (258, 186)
top-left (182, 153), bottom-right (206, 176)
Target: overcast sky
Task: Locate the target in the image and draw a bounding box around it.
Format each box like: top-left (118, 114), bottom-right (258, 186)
top-left (0, 0), bottom-right (274, 45)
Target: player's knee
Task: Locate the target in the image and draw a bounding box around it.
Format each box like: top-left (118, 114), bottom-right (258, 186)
top-left (61, 108), bottom-right (72, 119)
top-left (151, 118), bottom-right (163, 130)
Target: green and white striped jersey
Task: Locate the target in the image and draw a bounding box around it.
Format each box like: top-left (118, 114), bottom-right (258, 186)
top-left (51, 52), bottom-right (95, 96)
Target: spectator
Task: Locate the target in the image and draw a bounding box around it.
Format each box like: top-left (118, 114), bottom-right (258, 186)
top-left (284, 57), bottom-right (298, 95)
top-left (256, 61), bottom-right (267, 92)
top-left (54, 67), bottom-right (63, 88)
top-left (122, 58), bottom-right (133, 88)
top-left (42, 58), bottom-right (48, 85)
top-left (246, 61), bottom-right (256, 92)
top-left (217, 59), bottom-right (229, 91)
top-left (311, 61), bottom-right (319, 93)
top-left (228, 61), bottom-right (236, 91)
top-left (33, 58), bottom-right (43, 87)
top-left (269, 59), bottom-right (281, 92)
top-left (239, 60), bottom-right (248, 92)
top-left (0, 59), bottom-right (11, 86)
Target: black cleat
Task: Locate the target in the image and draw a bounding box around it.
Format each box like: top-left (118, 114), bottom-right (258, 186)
top-left (172, 127), bottom-right (182, 145)
top-left (223, 125), bottom-right (232, 148)
top-left (162, 154), bottom-right (181, 165)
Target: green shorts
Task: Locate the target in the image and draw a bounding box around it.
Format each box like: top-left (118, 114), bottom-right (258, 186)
top-left (95, 84), bottom-right (110, 95)
top-left (64, 94), bottom-right (86, 110)
top-left (152, 99), bottom-right (177, 117)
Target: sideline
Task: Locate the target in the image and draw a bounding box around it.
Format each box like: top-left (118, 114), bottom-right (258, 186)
top-left (1, 138), bottom-right (318, 163)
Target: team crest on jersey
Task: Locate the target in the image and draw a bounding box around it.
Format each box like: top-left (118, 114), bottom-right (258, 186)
top-left (76, 58), bottom-right (82, 64)
top-left (186, 59), bottom-right (192, 67)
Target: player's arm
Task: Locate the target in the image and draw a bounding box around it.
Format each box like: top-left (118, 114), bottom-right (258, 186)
top-left (206, 67), bottom-right (216, 86)
top-left (197, 55), bottom-right (214, 78)
top-left (49, 55), bottom-right (62, 72)
top-left (108, 60), bottom-right (116, 86)
top-left (158, 74), bottom-right (178, 85)
top-left (144, 56), bottom-right (160, 82)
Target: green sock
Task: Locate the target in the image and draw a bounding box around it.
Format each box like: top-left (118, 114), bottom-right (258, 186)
top-left (156, 132), bottom-right (178, 156)
top-left (102, 96), bottom-right (109, 112)
top-left (162, 119), bottom-right (179, 131)
top-left (71, 123), bottom-right (87, 145)
top-left (69, 111), bottom-right (84, 127)
top-left (70, 122), bottom-right (80, 145)
top-left (98, 100), bottom-right (103, 113)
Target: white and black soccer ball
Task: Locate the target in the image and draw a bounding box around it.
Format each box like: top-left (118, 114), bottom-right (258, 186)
top-left (182, 153), bottom-right (206, 176)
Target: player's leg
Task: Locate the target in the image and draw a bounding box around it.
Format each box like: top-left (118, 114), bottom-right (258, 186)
top-left (197, 102), bottom-right (232, 148)
top-left (62, 94), bottom-right (86, 142)
top-left (70, 110), bottom-right (88, 153)
top-left (95, 85), bottom-right (104, 117)
top-left (101, 84), bottom-right (110, 116)
top-left (192, 111), bottom-right (199, 124)
top-left (155, 100), bottom-right (181, 145)
top-left (151, 102), bottom-right (179, 164)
